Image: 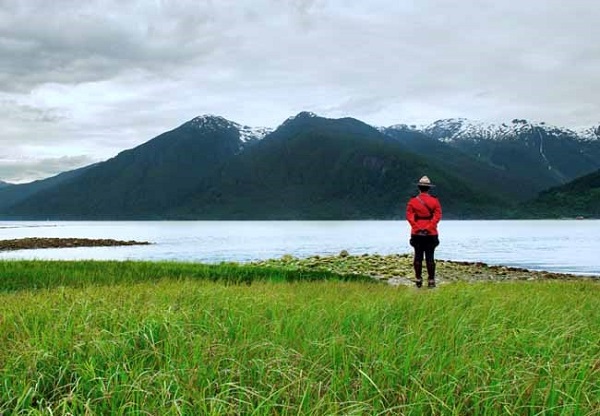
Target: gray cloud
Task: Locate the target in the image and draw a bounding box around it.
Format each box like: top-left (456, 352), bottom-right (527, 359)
top-left (1, 0), bottom-right (600, 182)
top-left (0, 98), bottom-right (66, 123)
top-left (0, 0), bottom-right (224, 91)
top-left (0, 155), bottom-right (95, 183)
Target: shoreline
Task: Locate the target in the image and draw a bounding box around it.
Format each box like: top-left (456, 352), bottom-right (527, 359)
top-left (0, 238), bottom-right (597, 284)
top-left (251, 252), bottom-right (600, 286)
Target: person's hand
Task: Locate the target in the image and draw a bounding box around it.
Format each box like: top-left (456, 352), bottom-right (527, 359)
top-left (417, 229), bottom-right (429, 236)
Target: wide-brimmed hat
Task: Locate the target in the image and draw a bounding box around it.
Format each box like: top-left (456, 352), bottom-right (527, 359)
top-left (416, 175), bottom-right (435, 187)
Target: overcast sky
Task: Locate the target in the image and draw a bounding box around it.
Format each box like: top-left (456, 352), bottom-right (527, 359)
top-left (1, 0), bottom-right (599, 183)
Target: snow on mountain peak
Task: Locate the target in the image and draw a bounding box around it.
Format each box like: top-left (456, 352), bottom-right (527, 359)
top-left (577, 125), bottom-right (600, 141)
top-left (292, 111), bottom-right (319, 119)
top-left (189, 114), bottom-right (232, 129)
top-left (385, 123), bottom-right (421, 131)
top-left (283, 111), bottom-right (319, 124)
top-left (188, 114), bottom-right (272, 143)
top-left (187, 114), bottom-right (599, 145)
top-left (419, 118), bottom-right (585, 142)
top-left (238, 125), bottom-right (272, 142)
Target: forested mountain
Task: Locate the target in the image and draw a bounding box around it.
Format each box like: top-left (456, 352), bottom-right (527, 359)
top-left (526, 169), bottom-right (600, 218)
top-left (382, 118), bottom-right (600, 199)
top-left (171, 112), bottom-right (504, 219)
top-left (1, 112), bottom-right (505, 219)
top-left (381, 126), bottom-right (534, 201)
top-left (1, 115), bottom-right (268, 218)
top-left (2, 112), bottom-right (599, 220)
top-left (0, 165), bottom-right (97, 212)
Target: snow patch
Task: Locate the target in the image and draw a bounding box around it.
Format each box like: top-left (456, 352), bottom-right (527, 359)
top-left (238, 125), bottom-right (272, 142)
top-left (189, 114), bottom-right (231, 130)
top-left (384, 123), bottom-right (421, 132)
top-left (577, 125), bottom-right (600, 142)
top-left (282, 111), bottom-right (319, 124)
top-left (418, 118), bottom-right (586, 143)
top-left (188, 114), bottom-right (272, 143)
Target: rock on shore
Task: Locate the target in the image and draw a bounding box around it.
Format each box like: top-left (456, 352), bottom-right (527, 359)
top-left (252, 252), bottom-right (599, 286)
top-left (0, 237), bottom-right (150, 252)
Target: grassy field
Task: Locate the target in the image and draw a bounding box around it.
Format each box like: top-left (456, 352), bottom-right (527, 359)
top-left (0, 260), bottom-right (598, 415)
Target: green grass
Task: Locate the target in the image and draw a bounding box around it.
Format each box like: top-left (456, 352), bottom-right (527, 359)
top-left (0, 261), bottom-right (598, 415)
top-left (0, 260), bottom-right (373, 292)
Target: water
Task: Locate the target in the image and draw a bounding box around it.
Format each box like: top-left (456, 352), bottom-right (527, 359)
top-left (0, 220), bottom-right (598, 276)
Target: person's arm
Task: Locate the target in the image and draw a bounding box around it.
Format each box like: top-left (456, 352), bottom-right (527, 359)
top-left (406, 199), bottom-right (417, 230)
top-left (432, 198), bottom-right (442, 226)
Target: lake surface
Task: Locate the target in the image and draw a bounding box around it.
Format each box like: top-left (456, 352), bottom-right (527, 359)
top-left (0, 220), bottom-right (598, 276)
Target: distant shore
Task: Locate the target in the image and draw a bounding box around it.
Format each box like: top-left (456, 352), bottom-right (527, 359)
top-left (0, 237), bottom-right (150, 252)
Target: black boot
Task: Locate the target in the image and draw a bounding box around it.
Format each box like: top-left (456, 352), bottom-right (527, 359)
top-left (413, 260), bottom-right (423, 288)
top-left (426, 260), bottom-right (436, 288)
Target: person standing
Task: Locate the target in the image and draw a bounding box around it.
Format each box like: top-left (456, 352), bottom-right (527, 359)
top-left (406, 176), bottom-right (442, 288)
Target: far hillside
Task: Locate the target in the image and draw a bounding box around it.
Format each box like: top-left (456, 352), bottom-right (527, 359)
top-left (381, 126), bottom-right (532, 201)
top-left (382, 119), bottom-right (600, 200)
top-left (525, 169), bottom-right (600, 218)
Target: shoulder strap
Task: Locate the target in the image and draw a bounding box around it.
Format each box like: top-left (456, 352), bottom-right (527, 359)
top-left (416, 195), bottom-right (434, 216)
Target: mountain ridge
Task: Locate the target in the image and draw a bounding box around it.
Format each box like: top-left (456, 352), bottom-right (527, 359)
top-left (381, 117), bottom-right (600, 197)
top-left (384, 118), bottom-right (600, 142)
top-left (169, 113), bottom-right (506, 219)
top-left (1, 112), bottom-right (600, 219)
top-left (3, 114), bottom-right (599, 187)
top-left (1, 112), bottom-right (506, 219)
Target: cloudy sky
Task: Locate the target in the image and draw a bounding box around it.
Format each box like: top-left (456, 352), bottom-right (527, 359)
top-left (1, 0), bottom-right (599, 183)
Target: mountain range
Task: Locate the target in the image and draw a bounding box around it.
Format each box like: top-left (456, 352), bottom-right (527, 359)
top-left (1, 112), bottom-right (599, 219)
top-left (381, 118), bottom-right (600, 199)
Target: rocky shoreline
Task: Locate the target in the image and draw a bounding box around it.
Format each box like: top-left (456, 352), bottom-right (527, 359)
top-left (252, 252), bottom-right (599, 286)
top-left (0, 237), bottom-right (150, 252)
top-left (1, 239), bottom-right (597, 285)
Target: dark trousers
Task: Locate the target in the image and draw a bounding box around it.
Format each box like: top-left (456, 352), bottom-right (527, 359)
top-left (410, 235), bottom-right (440, 281)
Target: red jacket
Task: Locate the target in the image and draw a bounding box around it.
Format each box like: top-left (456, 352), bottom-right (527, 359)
top-left (406, 192), bottom-right (442, 236)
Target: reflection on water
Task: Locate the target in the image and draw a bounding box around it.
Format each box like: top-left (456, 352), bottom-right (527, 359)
top-left (0, 220), bottom-right (598, 276)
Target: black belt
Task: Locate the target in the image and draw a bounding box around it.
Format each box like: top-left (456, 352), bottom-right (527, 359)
top-left (415, 215), bottom-right (433, 220)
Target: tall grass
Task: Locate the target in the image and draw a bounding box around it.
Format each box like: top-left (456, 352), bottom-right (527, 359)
top-left (0, 261), bottom-right (598, 414)
top-left (0, 260), bottom-right (373, 292)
